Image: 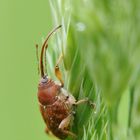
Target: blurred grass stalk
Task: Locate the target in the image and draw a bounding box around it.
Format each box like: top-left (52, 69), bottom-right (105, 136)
top-left (46, 0), bottom-right (140, 140)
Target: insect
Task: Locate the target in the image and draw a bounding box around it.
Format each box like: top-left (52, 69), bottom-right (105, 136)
top-left (37, 25), bottom-right (95, 139)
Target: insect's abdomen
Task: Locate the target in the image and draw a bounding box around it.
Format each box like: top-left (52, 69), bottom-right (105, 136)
top-left (45, 100), bottom-right (71, 139)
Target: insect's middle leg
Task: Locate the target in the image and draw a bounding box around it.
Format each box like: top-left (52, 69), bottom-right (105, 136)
top-left (55, 54), bottom-right (64, 87)
top-left (74, 98), bottom-right (96, 109)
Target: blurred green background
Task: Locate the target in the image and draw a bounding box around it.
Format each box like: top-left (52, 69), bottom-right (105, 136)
top-left (0, 0), bottom-right (53, 140)
top-left (1, 0), bottom-right (140, 140)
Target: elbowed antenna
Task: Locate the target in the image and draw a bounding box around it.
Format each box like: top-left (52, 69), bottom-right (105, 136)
top-left (40, 25), bottom-right (62, 78)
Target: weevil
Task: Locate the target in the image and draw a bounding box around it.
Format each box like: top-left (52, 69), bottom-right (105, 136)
top-left (37, 25), bottom-right (95, 139)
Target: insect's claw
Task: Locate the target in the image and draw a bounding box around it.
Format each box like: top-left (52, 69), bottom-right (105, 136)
top-left (89, 101), bottom-right (96, 109)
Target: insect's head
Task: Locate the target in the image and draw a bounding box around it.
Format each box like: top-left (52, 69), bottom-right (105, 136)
top-left (38, 73), bottom-right (59, 105)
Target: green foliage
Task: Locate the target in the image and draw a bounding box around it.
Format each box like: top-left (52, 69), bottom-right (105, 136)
top-left (46, 0), bottom-right (140, 140)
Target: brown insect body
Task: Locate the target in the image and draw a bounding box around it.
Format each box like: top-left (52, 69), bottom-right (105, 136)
top-left (37, 25), bottom-right (95, 139)
top-left (38, 76), bottom-right (76, 139)
top-left (38, 77), bottom-right (76, 139)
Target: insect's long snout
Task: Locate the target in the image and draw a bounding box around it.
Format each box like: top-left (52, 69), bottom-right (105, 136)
top-left (40, 25), bottom-right (62, 78)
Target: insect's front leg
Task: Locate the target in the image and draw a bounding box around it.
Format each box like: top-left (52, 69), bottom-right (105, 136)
top-left (58, 113), bottom-right (77, 139)
top-left (55, 54), bottom-right (64, 87)
top-left (39, 105), bottom-right (51, 135)
top-left (74, 98), bottom-right (96, 109)
top-left (45, 127), bottom-right (50, 134)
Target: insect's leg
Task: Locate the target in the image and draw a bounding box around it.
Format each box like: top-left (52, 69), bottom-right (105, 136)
top-left (74, 98), bottom-right (96, 109)
top-left (58, 113), bottom-right (77, 139)
top-left (39, 104), bottom-right (47, 123)
top-left (61, 130), bottom-right (77, 139)
top-left (55, 54), bottom-right (64, 87)
top-left (39, 105), bottom-right (51, 134)
top-left (36, 44), bottom-right (40, 75)
top-left (45, 127), bottom-right (51, 135)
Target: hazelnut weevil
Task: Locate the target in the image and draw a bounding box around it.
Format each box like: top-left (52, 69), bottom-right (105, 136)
top-left (36, 25), bottom-right (95, 139)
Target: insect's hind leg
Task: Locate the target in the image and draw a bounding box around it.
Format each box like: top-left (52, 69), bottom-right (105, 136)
top-left (58, 113), bottom-right (77, 139)
top-left (55, 53), bottom-right (64, 87)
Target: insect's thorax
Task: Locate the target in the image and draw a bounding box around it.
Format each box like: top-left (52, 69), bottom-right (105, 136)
top-left (58, 88), bottom-right (76, 107)
top-left (38, 77), bottom-right (76, 106)
top-left (38, 78), bottom-right (61, 105)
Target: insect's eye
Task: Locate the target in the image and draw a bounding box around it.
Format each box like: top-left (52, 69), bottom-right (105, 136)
top-left (41, 75), bottom-right (48, 83)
